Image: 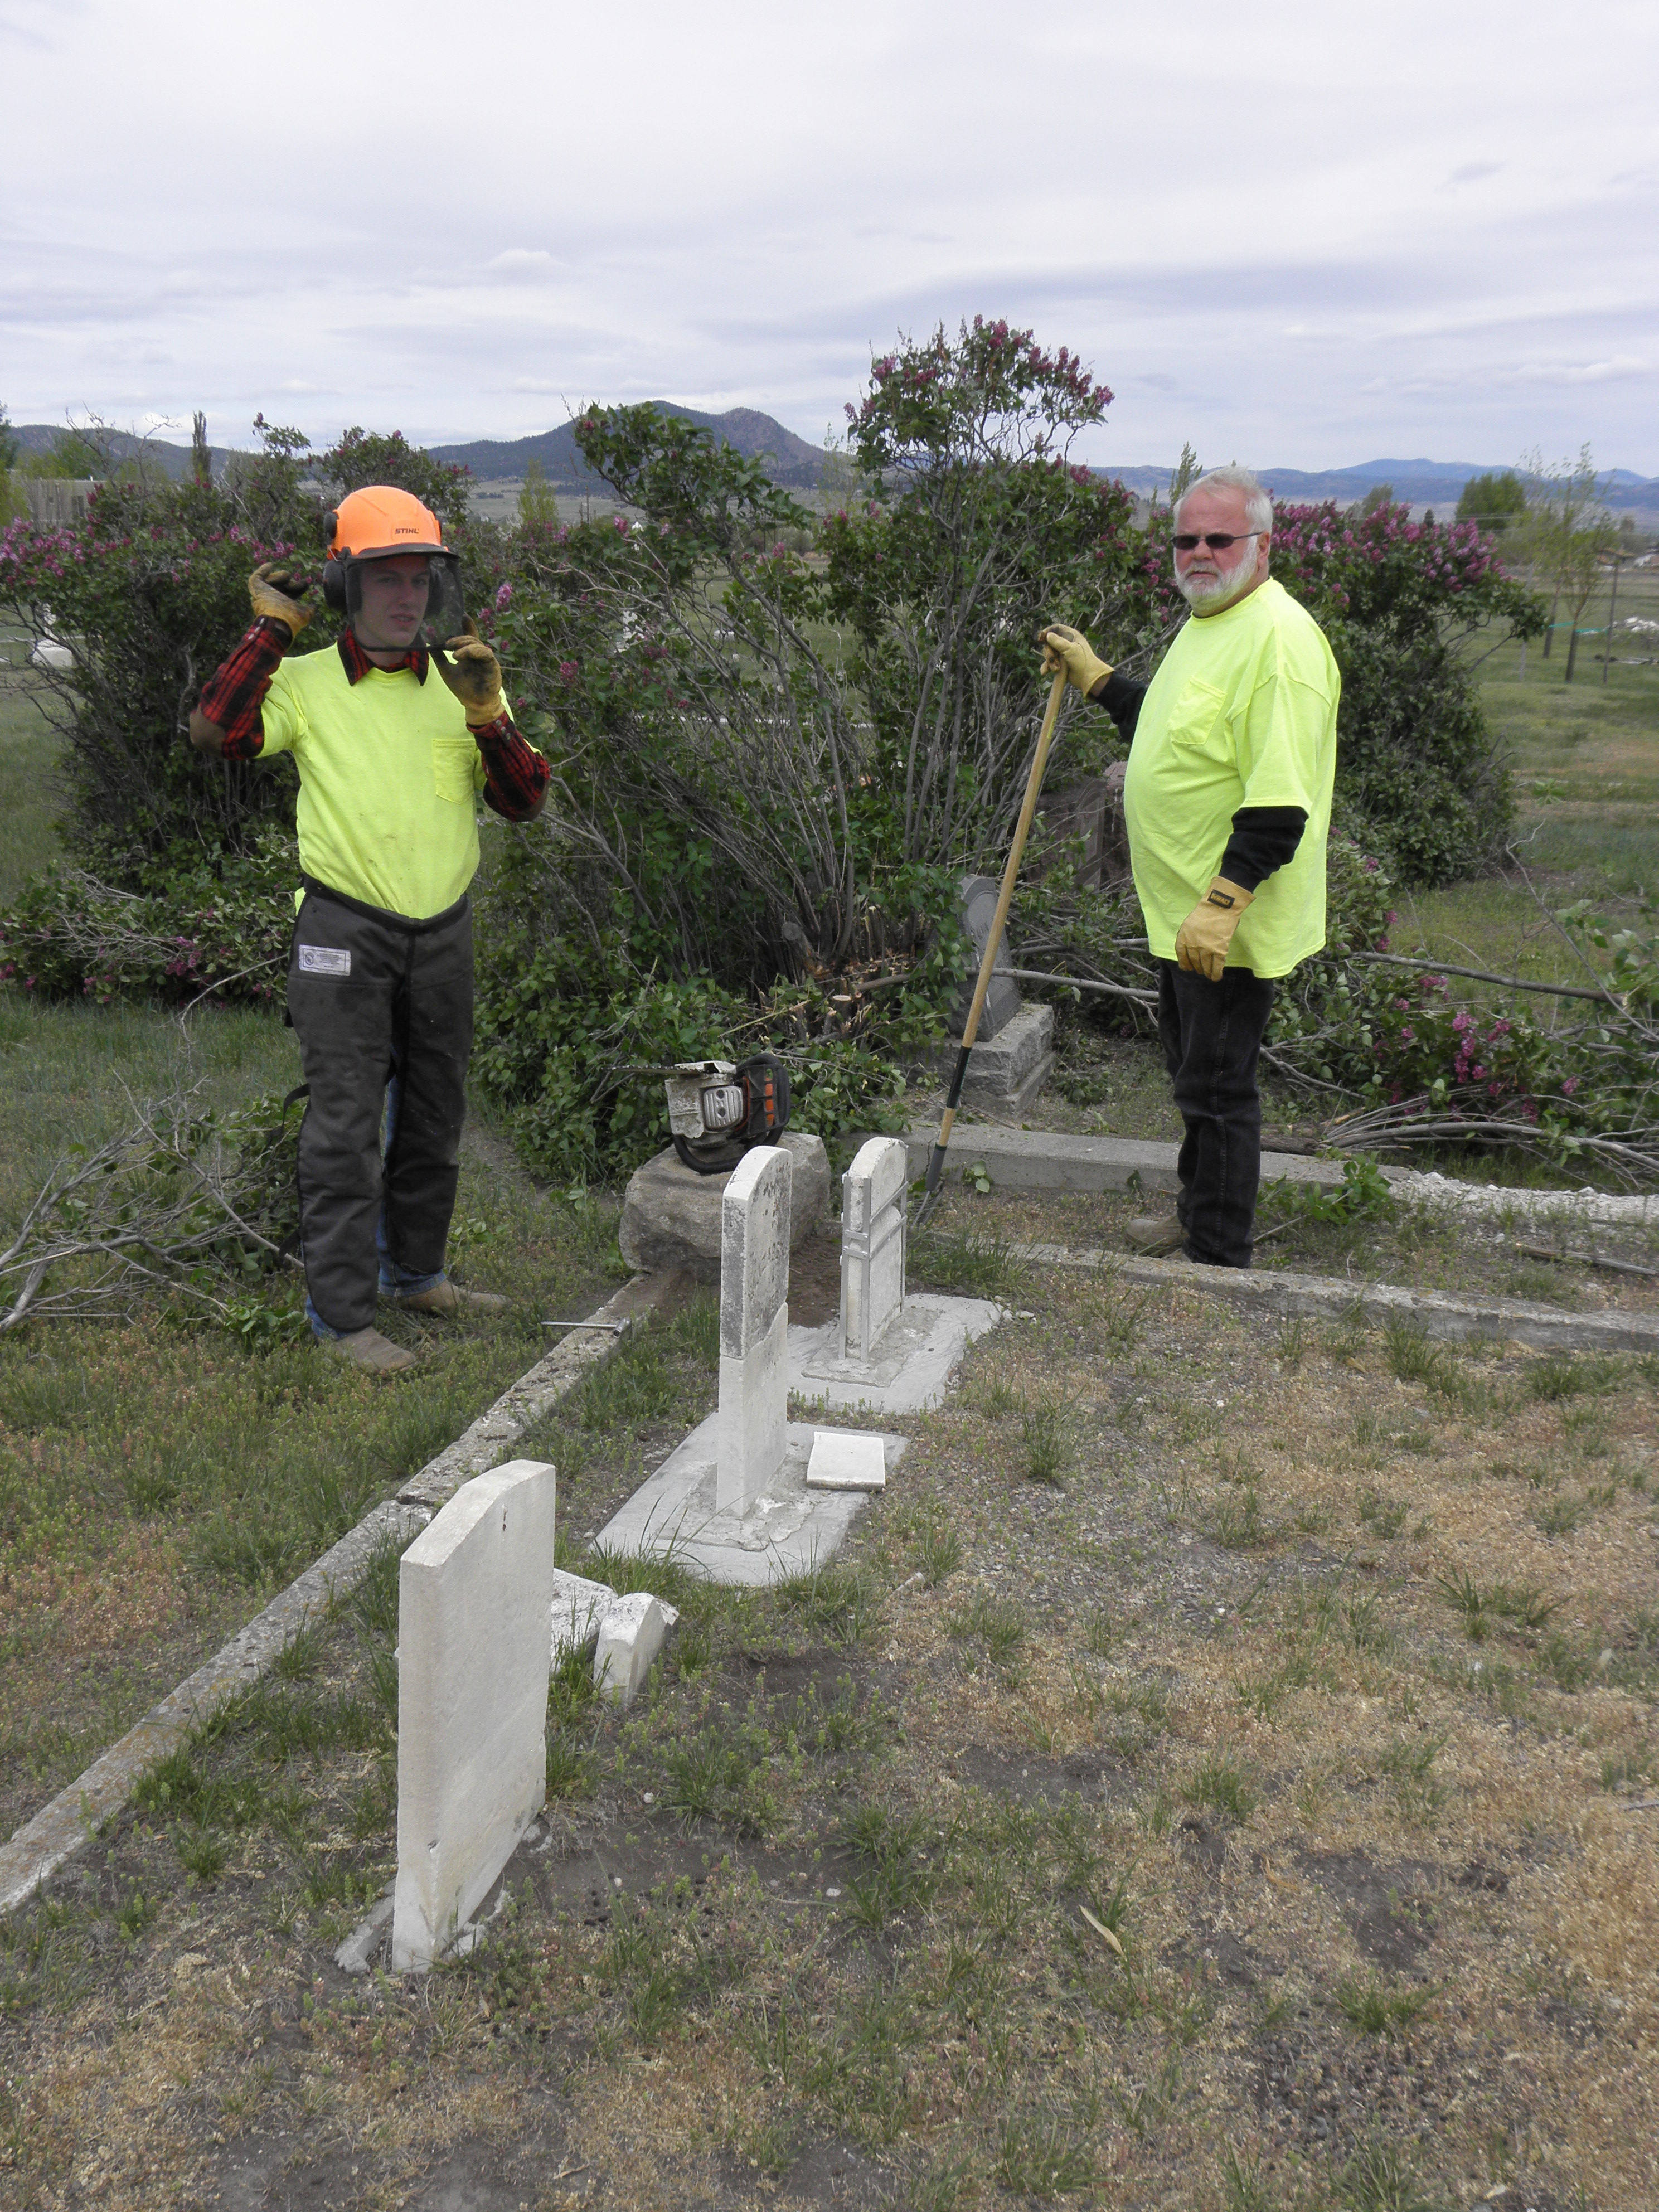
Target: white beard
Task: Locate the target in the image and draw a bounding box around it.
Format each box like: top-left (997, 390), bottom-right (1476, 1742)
top-left (1176, 541), bottom-right (1261, 611)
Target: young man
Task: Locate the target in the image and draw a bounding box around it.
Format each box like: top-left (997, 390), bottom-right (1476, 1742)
top-left (1040, 464), bottom-right (1339, 1269)
top-left (190, 486), bottom-right (549, 1371)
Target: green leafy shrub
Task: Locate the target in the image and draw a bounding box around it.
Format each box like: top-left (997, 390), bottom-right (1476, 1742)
top-left (823, 316), bottom-right (1161, 870)
top-left (0, 830), bottom-right (297, 1003)
top-left (0, 483), bottom-right (308, 871)
top-left (1267, 500), bottom-right (1545, 883)
top-left (1269, 859), bottom-right (1659, 1170)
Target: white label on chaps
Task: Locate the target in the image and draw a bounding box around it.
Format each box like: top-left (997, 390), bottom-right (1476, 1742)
top-left (298, 945), bottom-right (352, 977)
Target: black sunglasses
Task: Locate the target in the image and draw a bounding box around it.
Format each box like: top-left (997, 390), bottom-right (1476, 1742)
top-left (1172, 530), bottom-right (1263, 552)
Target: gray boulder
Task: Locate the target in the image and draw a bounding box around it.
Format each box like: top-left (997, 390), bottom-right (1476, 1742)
top-left (618, 1132), bottom-right (830, 1280)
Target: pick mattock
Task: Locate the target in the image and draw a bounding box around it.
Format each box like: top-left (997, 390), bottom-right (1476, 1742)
top-left (914, 667), bottom-right (1069, 1228)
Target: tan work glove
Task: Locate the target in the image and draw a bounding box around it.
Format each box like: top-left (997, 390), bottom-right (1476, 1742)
top-left (248, 561), bottom-right (318, 640)
top-left (1175, 877), bottom-right (1254, 982)
top-left (1040, 623), bottom-right (1113, 698)
top-left (434, 618), bottom-right (507, 727)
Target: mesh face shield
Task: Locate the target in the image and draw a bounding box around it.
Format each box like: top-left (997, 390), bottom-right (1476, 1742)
top-left (345, 551), bottom-right (468, 650)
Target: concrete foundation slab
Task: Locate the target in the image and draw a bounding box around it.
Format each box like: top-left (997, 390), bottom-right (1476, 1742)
top-left (392, 1459), bottom-right (555, 1973)
top-left (594, 1414), bottom-right (906, 1585)
top-left (878, 1124), bottom-right (1351, 1196)
top-left (806, 1430), bottom-right (888, 1491)
top-left (790, 1293), bottom-right (1003, 1415)
top-left (1010, 1239), bottom-right (1659, 1354)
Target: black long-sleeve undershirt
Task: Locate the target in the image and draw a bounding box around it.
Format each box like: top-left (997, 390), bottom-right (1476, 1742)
top-left (1090, 670), bottom-right (1306, 892)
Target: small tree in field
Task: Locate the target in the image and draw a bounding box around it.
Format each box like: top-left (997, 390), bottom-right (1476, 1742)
top-left (1525, 445), bottom-right (1616, 676)
top-left (1456, 469), bottom-right (1527, 533)
top-left (518, 453), bottom-right (559, 528)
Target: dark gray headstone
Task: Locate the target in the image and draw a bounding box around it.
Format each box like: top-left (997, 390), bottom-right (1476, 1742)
top-left (949, 874), bottom-right (1022, 1041)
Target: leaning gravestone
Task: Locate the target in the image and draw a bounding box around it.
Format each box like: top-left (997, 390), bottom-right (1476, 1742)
top-left (921, 875), bottom-right (1054, 1113)
top-left (391, 1459), bottom-right (556, 1973)
top-left (949, 874), bottom-right (1023, 1039)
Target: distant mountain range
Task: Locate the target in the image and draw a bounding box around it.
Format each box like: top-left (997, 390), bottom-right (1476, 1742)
top-left (9, 422), bottom-right (239, 479)
top-left (426, 406), bottom-right (828, 491)
top-left (1110, 457), bottom-right (1659, 515)
top-left (13, 416), bottom-right (1658, 515)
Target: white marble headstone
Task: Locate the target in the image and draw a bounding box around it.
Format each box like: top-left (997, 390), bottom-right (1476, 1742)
top-left (391, 1459), bottom-right (555, 1972)
top-left (716, 1143), bottom-right (792, 1513)
top-left (840, 1135), bottom-right (908, 1362)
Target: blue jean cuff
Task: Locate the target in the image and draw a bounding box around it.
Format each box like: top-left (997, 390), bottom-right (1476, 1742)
top-left (378, 1264), bottom-right (448, 1297)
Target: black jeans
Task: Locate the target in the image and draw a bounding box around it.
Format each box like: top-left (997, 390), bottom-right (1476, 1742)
top-left (287, 884), bottom-right (473, 1334)
top-left (1156, 959), bottom-right (1275, 1269)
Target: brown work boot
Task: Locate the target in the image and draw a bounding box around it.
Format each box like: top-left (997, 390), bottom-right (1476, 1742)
top-left (384, 1278), bottom-right (508, 1318)
top-left (1124, 1215), bottom-right (1187, 1258)
top-left (322, 1325), bottom-right (418, 1375)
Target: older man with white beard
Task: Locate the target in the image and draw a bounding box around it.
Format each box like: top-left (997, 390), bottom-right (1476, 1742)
top-left (1040, 465), bottom-right (1339, 1269)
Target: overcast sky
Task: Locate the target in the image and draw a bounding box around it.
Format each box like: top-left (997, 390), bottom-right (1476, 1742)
top-left (4, 0), bottom-right (1656, 474)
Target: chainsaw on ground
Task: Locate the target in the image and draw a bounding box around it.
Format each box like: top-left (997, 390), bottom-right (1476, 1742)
top-left (636, 1054), bottom-right (792, 1175)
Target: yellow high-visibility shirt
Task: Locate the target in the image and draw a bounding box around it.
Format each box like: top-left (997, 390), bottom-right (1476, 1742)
top-left (1122, 577), bottom-right (1339, 979)
top-left (259, 647), bottom-right (493, 920)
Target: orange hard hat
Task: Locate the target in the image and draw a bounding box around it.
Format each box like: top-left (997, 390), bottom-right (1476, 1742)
top-left (326, 485), bottom-right (447, 561)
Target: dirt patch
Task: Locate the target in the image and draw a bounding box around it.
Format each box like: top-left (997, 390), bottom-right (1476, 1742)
top-left (768, 2136), bottom-right (899, 2208)
top-left (1296, 1849), bottom-right (1437, 1971)
top-left (787, 1233), bottom-right (843, 1330)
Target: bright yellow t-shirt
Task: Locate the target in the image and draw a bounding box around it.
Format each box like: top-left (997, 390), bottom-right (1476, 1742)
top-left (259, 647), bottom-right (492, 921)
top-left (1121, 577), bottom-right (1339, 979)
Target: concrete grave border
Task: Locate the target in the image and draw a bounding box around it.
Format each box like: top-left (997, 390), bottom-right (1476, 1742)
top-left (1009, 1240), bottom-right (1659, 1354)
top-left (0, 1269), bottom-right (681, 1919)
top-left (868, 1122), bottom-right (1659, 1230)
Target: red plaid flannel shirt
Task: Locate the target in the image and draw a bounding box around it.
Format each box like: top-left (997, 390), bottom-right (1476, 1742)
top-left (197, 620), bottom-right (549, 820)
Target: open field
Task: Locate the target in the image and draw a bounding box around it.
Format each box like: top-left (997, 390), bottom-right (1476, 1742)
top-left (2, 1222), bottom-right (1654, 2210)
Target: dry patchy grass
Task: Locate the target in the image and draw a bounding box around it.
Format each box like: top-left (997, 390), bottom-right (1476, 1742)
top-left (2, 1249), bottom-right (1656, 2212)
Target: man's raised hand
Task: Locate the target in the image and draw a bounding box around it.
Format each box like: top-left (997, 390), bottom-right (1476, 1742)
top-left (248, 561), bottom-right (319, 640)
top-left (1039, 623), bottom-right (1113, 699)
top-left (434, 619), bottom-right (507, 727)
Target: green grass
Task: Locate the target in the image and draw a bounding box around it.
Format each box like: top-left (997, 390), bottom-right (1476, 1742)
top-left (0, 993), bottom-right (308, 1224)
top-left (0, 682), bottom-right (61, 908)
top-left (1182, 1754), bottom-right (1258, 1825)
top-left (1381, 612), bottom-right (1659, 982)
top-left (0, 1027), bottom-right (624, 1833)
top-left (1334, 1975), bottom-right (1437, 2038)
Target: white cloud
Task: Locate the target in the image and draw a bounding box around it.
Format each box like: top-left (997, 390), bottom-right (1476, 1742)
top-left (2, 0), bottom-right (1656, 472)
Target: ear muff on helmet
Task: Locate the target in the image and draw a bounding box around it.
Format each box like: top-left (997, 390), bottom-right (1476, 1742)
top-left (322, 559), bottom-right (349, 613)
